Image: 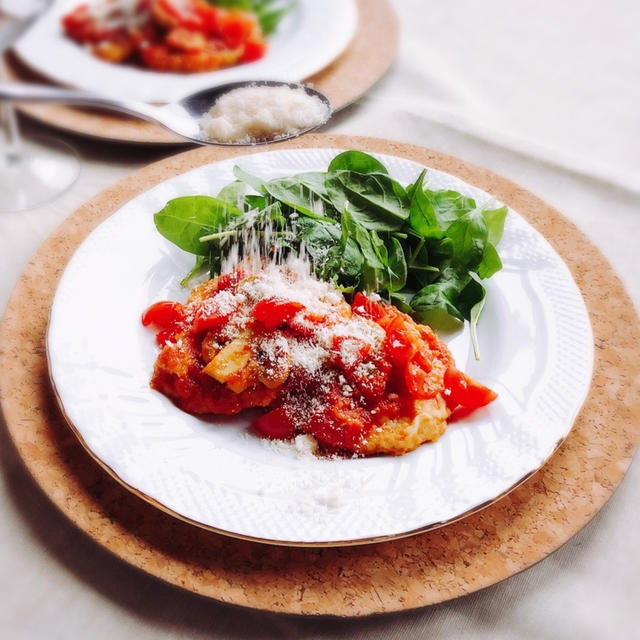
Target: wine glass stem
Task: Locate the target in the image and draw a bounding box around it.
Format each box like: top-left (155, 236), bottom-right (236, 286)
top-left (0, 59), bottom-right (22, 162)
top-left (1, 104), bottom-right (21, 160)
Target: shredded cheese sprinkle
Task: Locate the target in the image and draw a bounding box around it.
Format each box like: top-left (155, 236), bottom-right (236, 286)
top-left (199, 85), bottom-right (330, 144)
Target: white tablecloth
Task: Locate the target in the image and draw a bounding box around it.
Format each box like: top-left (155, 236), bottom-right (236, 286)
top-left (1, 1), bottom-right (639, 637)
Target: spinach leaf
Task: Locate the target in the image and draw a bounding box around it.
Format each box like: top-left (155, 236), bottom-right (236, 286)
top-left (389, 291), bottom-right (416, 314)
top-left (466, 201), bottom-right (506, 283)
top-left (341, 238), bottom-right (365, 281)
top-left (298, 219), bottom-right (340, 269)
top-left (233, 165), bottom-right (266, 193)
top-left (469, 294), bottom-right (486, 360)
top-left (411, 266), bottom-right (471, 321)
top-left (408, 169), bottom-right (441, 239)
top-left (408, 262), bottom-right (440, 290)
top-left (370, 230), bottom-right (389, 266)
top-left (406, 240), bottom-right (439, 288)
top-left (387, 237), bottom-right (408, 292)
top-left (328, 150), bottom-right (389, 174)
top-left (257, 2), bottom-right (296, 35)
top-left (264, 177), bottom-right (334, 220)
top-left (455, 273), bottom-right (486, 320)
top-left (217, 180), bottom-right (246, 208)
top-left (429, 190), bottom-right (477, 230)
top-left (323, 171), bottom-right (349, 216)
top-left (341, 208), bottom-right (386, 270)
top-left (294, 171), bottom-right (331, 200)
top-left (325, 171), bottom-right (409, 231)
top-left (243, 195), bottom-right (267, 212)
top-left (445, 207), bottom-right (488, 270)
top-left (483, 205), bottom-right (508, 246)
top-left (298, 217), bottom-right (363, 282)
top-left (181, 255), bottom-right (207, 287)
top-left (456, 275), bottom-right (487, 360)
top-left (337, 208), bottom-right (365, 281)
top-left (477, 242), bottom-right (502, 279)
top-left (154, 196), bottom-right (242, 256)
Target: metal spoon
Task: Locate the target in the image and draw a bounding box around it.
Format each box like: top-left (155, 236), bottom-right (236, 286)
top-left (0, 79), bottom-right (332, 145)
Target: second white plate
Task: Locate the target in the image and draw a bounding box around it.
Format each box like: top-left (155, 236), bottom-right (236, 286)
top-left (14, 0), bottom-right (358, 103)
top-left (47, 148), bottom-right (594, 545)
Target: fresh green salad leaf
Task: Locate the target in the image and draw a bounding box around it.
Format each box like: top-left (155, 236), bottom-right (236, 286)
top-left (154, 196), bottom-right (242, 256)
top-left (326, 171), bottom-right (410, 230)
top-left (387, 237), bottom-right (408, 292)
top-left (152, 150), bottom-right (507, 358)
top-left (327, 150), bottom-right (389, 174)
top-left (233, 166), bottom-right (265, 193)
top-left (483, 206), bottom-right (508, 245)
top-left (430, 190), bottom-right (477, 230)
top-left (409, 169), bottom-right (440, 239)
top-left (217, 180), bottom-right (246, 209)
top-left (263, 177), bottom-right (333, 220)
top-left (446, 207), bottom-right (489, 270)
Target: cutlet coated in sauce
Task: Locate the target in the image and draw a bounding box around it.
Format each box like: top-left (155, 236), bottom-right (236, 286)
top-left (142, 266), bottom-right (497, 456)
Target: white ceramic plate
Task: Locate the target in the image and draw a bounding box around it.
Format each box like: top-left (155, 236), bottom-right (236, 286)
top-left (14, 0), bottom-right (358, 103)
top-left (47, 148), bottom-right (594, 546)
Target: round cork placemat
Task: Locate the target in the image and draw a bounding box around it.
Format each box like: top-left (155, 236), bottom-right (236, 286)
top-left (6, 0), bottom-right (397, 145)
top-left (1, 135), bottom-right (639, 616)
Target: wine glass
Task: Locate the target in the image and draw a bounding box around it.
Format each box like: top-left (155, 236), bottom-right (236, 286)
top-left (0, 0), bottom-right (79, 213)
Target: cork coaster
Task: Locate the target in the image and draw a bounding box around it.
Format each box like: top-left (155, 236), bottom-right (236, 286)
top-left (1, 135), bottom-right (639, 616)
top-left (6, 0), bottom-right (397, 145)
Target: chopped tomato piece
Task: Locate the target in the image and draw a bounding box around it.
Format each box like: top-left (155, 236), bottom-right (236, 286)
top-left (154, 327), bottom-right (176, 345)
top-left (287, 311), bottom-right (328, 337)
top-left (405, 357), bottom-right (439, 399)
top-left (374, 391), bottom-right (416, 422)
top-left (93, 36), bottom-right (137, 62)
top-left (443, 367), bottom-right (497, 410)
top-left (214, 270), bottom-right (244, 292)
top-left (351, 292), bottom-right (384, 321)
top-left (142, 301), bottom-right (186, 345)
top-left (142, 301), bottom-right (185, 328)
top-left (346, 355), bottom-right (390, 402)
top-left (307, 392), bottom-right (371, 452)
top-left (417, 325), bottom-right (452, 364)
top-left (384, 315), bottom-right (421, 366)
top-left (63, 5), bottom-right (119, 42)
top-left (165, 27), bottom-right (208, 53)
top-left (332, 335), bottom-right (371, 372)
top-left (198, 3), bottom-right (221, 33)
top-left (411, 347), bottom-right (433, 372)
top-left (155, 0), bottom-right (214, 31)
top-left (241, 38), bottom-right (267, 62)
top-left (219, 11), bottom-right (257, 48)
top-left (329, 397), bottom-right (371, 446)
top-left (192, 305), bottom-right (234, 333)
top-left (252, 297), bottom-right (304, 330)
top-left (252, 407), bottom-right (295, 440)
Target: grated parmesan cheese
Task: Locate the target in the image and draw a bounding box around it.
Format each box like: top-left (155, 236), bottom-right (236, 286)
top-left (199, 85), bottom-right (330, 144)
top-left (288, 340), bottom-right (328, 375)
top-left (188, 262), bottom-right (387, 385)
top-left (203, 290), bottom-right (236, 316)
top-left (87, 0), bottom-right (149, 31)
